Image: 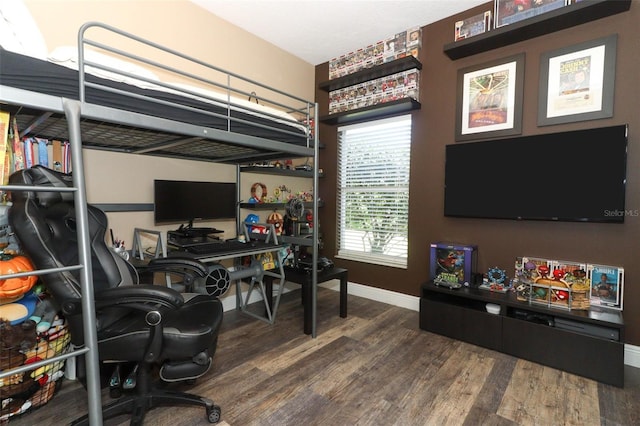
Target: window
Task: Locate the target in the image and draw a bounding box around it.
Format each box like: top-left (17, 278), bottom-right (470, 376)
top-left (337, 115), bottom-right (411, 268)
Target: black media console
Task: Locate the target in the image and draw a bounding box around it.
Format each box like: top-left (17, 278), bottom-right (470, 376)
top-left (419, 281), bottom-right (625, 387)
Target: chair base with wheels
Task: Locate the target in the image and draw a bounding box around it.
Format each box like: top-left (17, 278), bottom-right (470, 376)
top-left (71, 362), bottom-right (221, 425)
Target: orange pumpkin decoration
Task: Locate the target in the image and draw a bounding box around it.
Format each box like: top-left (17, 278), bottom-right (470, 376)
top-left (0, 255), bottom-right (38, 298)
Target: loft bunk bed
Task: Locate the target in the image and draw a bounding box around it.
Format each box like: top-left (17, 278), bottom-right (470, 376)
top-left (0, 21), bottom-right (320, 424)
top-left (1, 22), bottom-right (316, 162)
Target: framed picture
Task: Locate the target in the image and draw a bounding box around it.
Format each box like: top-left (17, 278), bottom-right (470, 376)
top-left (538, 34), bottom-right (617, 126)
top-left (495, 0), bottom-right (568, 29)
top-left (588, 263), bottom-right (624, 310)
top-left (456, 53), bottom-right (524, 141)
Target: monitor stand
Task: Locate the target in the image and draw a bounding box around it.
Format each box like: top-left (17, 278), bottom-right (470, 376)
top-left (176, 220), bottom-right (224, 238)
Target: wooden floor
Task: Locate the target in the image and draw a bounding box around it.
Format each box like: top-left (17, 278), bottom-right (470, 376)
top-left (7, 287), bottom-right (640, 426)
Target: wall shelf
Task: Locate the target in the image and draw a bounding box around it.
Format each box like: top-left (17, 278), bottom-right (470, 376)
top-left (443, 0), bottom-right (632, 60)
top-left (319, 98), bottom-right (421, 125)
top-left (240, 200), bottom-right (323, 210)
top-left (318, 56), bottom-right (422, 93)
top-left (239, 166), bottom-right (321, 178)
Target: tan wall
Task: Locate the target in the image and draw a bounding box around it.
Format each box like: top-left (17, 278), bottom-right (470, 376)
top-left (23, 0), bottom-right (315, 243)
top-left (317, 2), bottom-right (640, 345)
top-left (25, 0), bottom-right (314, 100)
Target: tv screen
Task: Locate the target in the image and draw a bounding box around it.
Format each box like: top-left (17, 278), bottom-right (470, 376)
top-left (444, 125), bottom-right (628, 223)
top-left (154, 180), bottom-right (237, 224)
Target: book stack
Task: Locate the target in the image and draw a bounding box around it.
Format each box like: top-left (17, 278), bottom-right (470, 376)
top-left (0, 112), bottom-right (72, 188)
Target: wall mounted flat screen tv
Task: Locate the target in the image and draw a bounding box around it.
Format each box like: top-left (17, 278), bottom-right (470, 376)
top-left (444, 125), bottom-right (628, 223)
top-left (154, 179), bottom-right (237, 224)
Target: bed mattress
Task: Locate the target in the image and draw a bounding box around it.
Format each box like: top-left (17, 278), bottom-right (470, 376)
top-left (0, 48), bottom-right (308, 148)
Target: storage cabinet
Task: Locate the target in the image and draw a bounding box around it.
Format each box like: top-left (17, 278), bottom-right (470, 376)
top-left (420, 281), bottom-right (625, 387)
top-left (420, 298), bottom-right (502, 351)
top-left (501, 316), bottom-right (623, 386)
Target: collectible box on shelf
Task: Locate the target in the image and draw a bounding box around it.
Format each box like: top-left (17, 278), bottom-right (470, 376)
top-left (383, 31), bottom-right (407, 63)
top-left (328, 69), bottom-right (420, 115)
top-left (588, 264), bottom-right (624, 310)
top-left (514, 256), bottom-right (569, 309)
top-left (406, 27), bottom-right (421, 50)
top-left (455, 10), bottom-right (492, 41)
top-left (514, 256), bottom-right (552, 283)
top-left (328, 27), bottom-right (421, 80)
top-left (429, 242), bottom-right (477, 285)
top-left (552, 259), bottom-right (590, 309)
top-left (514, 256), bottom-right (592, 310)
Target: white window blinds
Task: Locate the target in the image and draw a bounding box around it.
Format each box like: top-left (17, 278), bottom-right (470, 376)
top-left (337, 115), bottom-right (411, 268)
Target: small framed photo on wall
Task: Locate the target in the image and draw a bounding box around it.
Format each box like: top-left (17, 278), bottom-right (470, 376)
top-left (538, 34), bottom-right (617, 126)
top-left (455, 53), bottom-right (524, 141)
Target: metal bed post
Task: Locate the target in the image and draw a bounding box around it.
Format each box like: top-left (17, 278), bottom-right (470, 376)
top-left (311, 103), bottom-right (319, 338)
top-left (235, 164), bottom-right (242, 311)
top-left (63, 99), bottom-right (104, 426)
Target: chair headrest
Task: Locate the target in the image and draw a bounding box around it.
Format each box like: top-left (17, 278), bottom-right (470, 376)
top-left (8, 165), bottom-right (74, 207)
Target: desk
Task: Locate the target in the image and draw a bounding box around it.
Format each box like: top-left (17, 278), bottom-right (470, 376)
top-left (265, 266), bottom-right (348, 334)
top-left (165, 241), bottom-right (288, 324)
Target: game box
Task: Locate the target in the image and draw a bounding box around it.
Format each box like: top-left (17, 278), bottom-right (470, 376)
top-left (429, 242), bottom-right (477, 285)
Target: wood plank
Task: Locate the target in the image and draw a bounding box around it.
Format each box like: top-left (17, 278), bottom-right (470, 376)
top-left (498, 359), bottom-right (601, 425)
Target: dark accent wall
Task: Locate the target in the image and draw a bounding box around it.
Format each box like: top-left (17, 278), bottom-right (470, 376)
top-left (315, 2), bottom-right (640, 345)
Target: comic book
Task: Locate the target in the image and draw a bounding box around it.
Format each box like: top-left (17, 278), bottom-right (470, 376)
top-left (0, 111), bottom-right (9, 185)
top-left (588, 264), bottom-right (624, 310)
top-left (12, 117), bottom-right (25, 171)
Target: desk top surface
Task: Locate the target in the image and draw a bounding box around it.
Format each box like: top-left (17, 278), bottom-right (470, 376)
top-left (282, 266), bottom-right (348, 282)
top-left (169, 240), bottom-right (287, 262)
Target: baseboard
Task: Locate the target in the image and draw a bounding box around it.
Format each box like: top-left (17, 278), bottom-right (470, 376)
top-left (319, 279), bottom-right (420, 311)
top-left (625, 342), bottom-right (640, 368)
top-left (223, 278), bottom-right (640, 369)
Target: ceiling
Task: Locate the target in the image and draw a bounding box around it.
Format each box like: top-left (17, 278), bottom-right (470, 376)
top-left (191, 0), bottom-right (488, 65)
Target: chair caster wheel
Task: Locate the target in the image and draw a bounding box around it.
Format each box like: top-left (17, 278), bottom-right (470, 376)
top-left (206, 404), bottom-right (221, 423)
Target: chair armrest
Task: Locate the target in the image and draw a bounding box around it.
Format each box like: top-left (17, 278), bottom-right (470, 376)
top-left (144, 256), bottom-right (209, 292)
top-left (61, 285), bottom-right (184, 317)
top-left (146, 256), bottom-right (208, 276)
top-left (94, 285), bottom-right (184, 310)
top-left (93, 285), bottom-right (183, 364)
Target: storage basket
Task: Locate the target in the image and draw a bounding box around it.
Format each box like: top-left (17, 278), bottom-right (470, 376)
top-left (0, 317), bottom-right (71, 422)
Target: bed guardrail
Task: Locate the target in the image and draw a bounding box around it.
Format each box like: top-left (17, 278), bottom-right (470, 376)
top-left (77, 21), bottom-right (315, 148)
